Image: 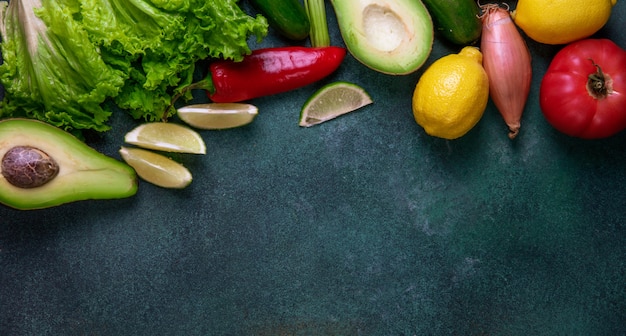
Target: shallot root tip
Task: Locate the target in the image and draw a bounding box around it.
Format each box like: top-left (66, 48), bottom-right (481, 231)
top-left (508, 125), bottom-right (520, 140)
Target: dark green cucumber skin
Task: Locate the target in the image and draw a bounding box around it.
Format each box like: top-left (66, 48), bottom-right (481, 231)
top-left (422, 0), bottom-right (482, 45)
top-left (249, 0), bottom-right (310, 40)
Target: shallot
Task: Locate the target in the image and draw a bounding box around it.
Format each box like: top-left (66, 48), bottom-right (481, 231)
top-left (480, 3), bottom-right (532, 139)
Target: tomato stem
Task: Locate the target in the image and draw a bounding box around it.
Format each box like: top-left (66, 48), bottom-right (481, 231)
top-left (587, 59), bottom-right (609, 98)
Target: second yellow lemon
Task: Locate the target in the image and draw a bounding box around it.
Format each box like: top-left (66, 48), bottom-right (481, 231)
top-left (412, 47), bottom-right (489, 140)
top-left (512, 0), bottom-right (617, 45)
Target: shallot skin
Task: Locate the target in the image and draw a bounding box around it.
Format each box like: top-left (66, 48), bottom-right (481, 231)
top-left (480, 4), bottom-right (532, 139)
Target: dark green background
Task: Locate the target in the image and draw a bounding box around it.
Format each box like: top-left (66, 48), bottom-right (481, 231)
top-left (2, 1), bottom-right (625, 335)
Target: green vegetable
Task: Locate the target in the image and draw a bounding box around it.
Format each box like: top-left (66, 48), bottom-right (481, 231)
top-left (422, 0), bottom-right (482, 45)
top-left (249, 0), bottom-right (310, 41)
top-left (0, 118), bottom-right (137, 210)
top-left (330, 0), bottom-right (433, 75)
top-left (304, 0), bottom-right (330, 47)
top-left (0, 0), bottom-right (268, 133)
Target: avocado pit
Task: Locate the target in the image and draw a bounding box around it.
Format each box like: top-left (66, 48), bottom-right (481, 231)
top-left (2, 146), bottom-right (60, 188)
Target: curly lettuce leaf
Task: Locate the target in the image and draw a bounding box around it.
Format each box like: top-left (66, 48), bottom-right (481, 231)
top-left (101, 0), bottom-right (268, 121)
top-left (0, 0), bottom-right (126, 132)
top-left (0, 0), bottom-right (268, 131)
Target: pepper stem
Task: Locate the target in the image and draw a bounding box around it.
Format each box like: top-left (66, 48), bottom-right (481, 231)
top-left (163, 76), bottom-right (215, 122)
top-left (587, 59), bottom-right (610, 99)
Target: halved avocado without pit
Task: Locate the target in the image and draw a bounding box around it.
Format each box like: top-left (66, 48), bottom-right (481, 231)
top-left (0, 119), bottom-right (137, 210)
top-left (330, 0), bottom-right (434, 75)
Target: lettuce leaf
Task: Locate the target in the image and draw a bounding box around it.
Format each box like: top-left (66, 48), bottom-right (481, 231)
top-left (0, 0), bottom-right (126, 132)
top-left (0, 0), bottom-right (267, 132)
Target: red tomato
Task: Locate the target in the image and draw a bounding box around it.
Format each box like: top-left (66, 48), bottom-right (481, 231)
top-left (540, 39), bottom-right (626, 139)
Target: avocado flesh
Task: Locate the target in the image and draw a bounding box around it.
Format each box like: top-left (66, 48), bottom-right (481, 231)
top-left (330, 0), bottom-right (433, 75)
top-left (0, 119), bottom-right (137, 210)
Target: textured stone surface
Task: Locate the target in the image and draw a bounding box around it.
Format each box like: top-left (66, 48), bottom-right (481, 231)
top-left (1, 1), bottom-right (625, 335)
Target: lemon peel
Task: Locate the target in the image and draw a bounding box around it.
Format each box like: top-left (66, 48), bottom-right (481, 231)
top-left (512, 0), bottom-right (617, 45)
top-left (412, 46), bottom-right (489, 139)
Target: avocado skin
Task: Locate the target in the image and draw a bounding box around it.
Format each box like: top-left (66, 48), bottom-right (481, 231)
top-left (0, 119), bottom-right (137, 210)
top-left (330, 0), bottom-right (434, 75)
top-left (422, 0), bottom-right (482, 45)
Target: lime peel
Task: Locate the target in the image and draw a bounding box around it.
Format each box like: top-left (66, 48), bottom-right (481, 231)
top-left (299, 81), bottom-right (373, 127)
top-left (124, 122), bottom-right (206, 154)
top-left (177, 103), bottom-right (258, 130)
top-left (119, 147), bottom-right (192, 189)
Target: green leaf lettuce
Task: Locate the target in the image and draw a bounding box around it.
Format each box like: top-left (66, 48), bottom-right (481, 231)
top-left (0, 0), bottom-right (268, 132)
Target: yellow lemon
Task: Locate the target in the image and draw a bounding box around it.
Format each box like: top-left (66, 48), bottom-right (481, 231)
top-left (512, 0), bottom-right (617, 45)
top-left (412, 46), bottom-right (489, 140)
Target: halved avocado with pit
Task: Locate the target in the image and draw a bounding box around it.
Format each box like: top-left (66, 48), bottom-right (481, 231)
top-left (0, 118), bottom-right (137, 210)
top-left (330, 0), bottom-right (434, 75)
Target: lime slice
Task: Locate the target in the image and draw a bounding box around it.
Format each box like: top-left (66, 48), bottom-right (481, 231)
top-left (124, 122), bottom-right (206, 154)
top-left (299, 81), bottom-right (373, 127)
top-left (119, 147), bottom-right (192, 189)
top-left (177, 103), bottom-right (258, 130)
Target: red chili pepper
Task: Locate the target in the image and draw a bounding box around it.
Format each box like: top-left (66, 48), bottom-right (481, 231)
top-left (206, 46), bottom-right (346, 103)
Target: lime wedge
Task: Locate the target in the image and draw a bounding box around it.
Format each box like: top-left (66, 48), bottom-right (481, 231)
top-left (119, 147), bottom-right (192, 189)
top-left (177, 103), bottom-right (258, 130)
top-left (299, 81), bottom-right (373, 127)
top-left (124, 122), bottom-right (206, 154)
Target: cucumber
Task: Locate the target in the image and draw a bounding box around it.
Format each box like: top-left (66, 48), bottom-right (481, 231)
top-left (422, 0), bottom-right (482, 45)
top-left (249, 0), bottom-right (311, 41)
